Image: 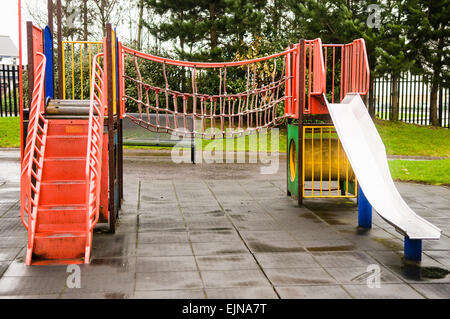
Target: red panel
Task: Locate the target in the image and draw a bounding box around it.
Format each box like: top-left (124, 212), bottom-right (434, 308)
top-left (32, 233), bottom-right (86, 261)
top-left (39, 181), bottom-right (88, 206)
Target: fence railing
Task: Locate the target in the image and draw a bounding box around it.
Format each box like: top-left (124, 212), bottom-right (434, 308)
top-left (0, 64), bottom-right (21, 117)
top-left (373, 73), bottom-right (450, 128)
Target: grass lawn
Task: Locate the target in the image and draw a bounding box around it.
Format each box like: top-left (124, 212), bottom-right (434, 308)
top-left (0, 117), bottom-right (20, 148)
top-left (375, 119), bottom-right (450, 157)
top-left (388, 159), bottom-right (450, 186)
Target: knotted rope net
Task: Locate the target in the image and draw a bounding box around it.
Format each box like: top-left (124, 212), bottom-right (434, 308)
top-left (121, 46), bottom-right (296, 139)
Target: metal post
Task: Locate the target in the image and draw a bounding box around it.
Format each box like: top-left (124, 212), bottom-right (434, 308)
top-left (26, 21), bottom-right (34, 109)
top-left (56, 0), bottom-right (63, 99)
top-left (358, 185), bottom-right (372, 228)
top-left (298, 40), bottom-right (305, 207)
top-left (47, 0), bottom-right (54, 34)
top-left (106, 24), bottom-right (116, 233)
top-left (286, 118), bottom-right (291, 197)
top-left (18, 0), bottom-right (24, 165)
top-left (404, 237), bottom-right (422, 261)
top-left (191, 134), bottom-right (196, 164)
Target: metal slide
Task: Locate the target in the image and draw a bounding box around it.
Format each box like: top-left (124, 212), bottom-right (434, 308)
top-left (325, 93), bottom-right (441, 240)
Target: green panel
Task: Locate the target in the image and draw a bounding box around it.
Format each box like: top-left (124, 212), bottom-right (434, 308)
top-left (287, 124), bottom-right (299, 198)
top-left (340, 181), bottom-right (357, 196)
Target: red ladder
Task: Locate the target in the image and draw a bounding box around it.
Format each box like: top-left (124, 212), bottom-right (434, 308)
top-left (21, 52), bottom-right (106, 265)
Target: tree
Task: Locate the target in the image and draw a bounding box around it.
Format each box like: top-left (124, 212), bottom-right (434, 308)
top-left (137, 0), bottom-right (144, 50)
top-left (143, 0), bottom-right (266, 61)
top-left (402, 0), bottom-right (450, 126)
top-left (91, 0), bottom-right (124, 36)
top-left (374, 0), bottom-right (413, 121)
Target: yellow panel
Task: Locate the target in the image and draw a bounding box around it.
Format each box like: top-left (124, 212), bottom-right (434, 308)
top-left (302, 126), bottom-right (358, 199)
top-left (112, 29), bottom-right (117, 115)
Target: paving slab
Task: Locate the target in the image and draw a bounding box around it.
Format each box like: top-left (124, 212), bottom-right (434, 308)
top-left (137, 243), bottom-right (193, 257)
top-left (312, 251), bottom-right (378, 268)
top-left (410, 283), bottom-right (450, 299)
top-left (201, 269), bottom-right (270, 289)
top-left (205, 287), bottom-right (278, 299)
top-left (276, 285), bottom-right (351, 299)
top-left (343, 284), bottom-right (424, 299)
top-left (246, 239), bottom-right (305, 254)
top-left (192, 241), bottom-right (248, 256)
top-left (326, 266), bottom-right (403, 285)
top-left (254, 252), bottom-right (321, 269)
top-left (196, 254), bottom-right (259, 271)
top-left (136, 271), bottom-right (203, 291)
top-left (265, 268), bottom-right (337, 286)
top-left (137, 256), bottom-right (198, 273)
top-left (133, 289), bottom-right (206, 299)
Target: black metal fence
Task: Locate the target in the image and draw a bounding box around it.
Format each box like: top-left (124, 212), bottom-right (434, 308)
top-left (0, 64), bottom-right (21, 117)
top-left (373, 73), bottom-right (450, 128)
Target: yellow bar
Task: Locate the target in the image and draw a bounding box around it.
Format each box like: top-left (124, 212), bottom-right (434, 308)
top-left (62, 40), bottom-right (102, 44)
top-left (71, 43), bottom-right (75, 99)
top-left (89, 44), bottom-right (92, 92)
top-left (80, 45), bottom-right (83, 100)
top-left (62, 43), bottom-right (66, 99)
top-left (328, 127), bottom-right (332, 196)
top-left (302, 126), bottom-right (306, 198)
top-left (311, 127), bottom-right (314, 197)
top-left (303, 195), bottom-right (357, 199)
top-left (337, 137), bottom-right (340, 195)
top-left (345, 152), bottom-right (349, 196)
top-left (320, 127), bottom-right (323, 196)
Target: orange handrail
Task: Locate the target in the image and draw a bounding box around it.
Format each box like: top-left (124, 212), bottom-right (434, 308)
top-left (20, 52), bottom-right (47, 264)
top-left (122, 45), bottom-right (297, 69)
top-left (85, 52), bottom-right (106, 235)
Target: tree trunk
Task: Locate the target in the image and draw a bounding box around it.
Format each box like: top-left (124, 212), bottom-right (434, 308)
top-left (430, 26), bottom-right (444, 127)
top-left (101, 0), bottom-right (106, 36)
top-left (391, 75), bottom-right (399, 121)
top-left (137, 0), bottom-right (144, 50)
top-left (430, 80), bottom-right (439, 126)
top-left (209, 2), bottom-right (217, 50)
top-left (368, 76), bottom-right (375, 118)
top-left (83, 0), bottom-right (88, 41)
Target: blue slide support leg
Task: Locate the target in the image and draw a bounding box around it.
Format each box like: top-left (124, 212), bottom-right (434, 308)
top-left (404, 238), bottom-right (422, 261)
top-left (358, 186), bottom-right (372, 228)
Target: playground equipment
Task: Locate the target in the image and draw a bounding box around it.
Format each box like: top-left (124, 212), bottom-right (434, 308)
top-left (18, 1), bottom-right (441, 266)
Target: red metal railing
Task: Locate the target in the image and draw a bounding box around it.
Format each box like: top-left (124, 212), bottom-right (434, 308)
top-left (297, 38), bottom-right (370, 115)
top-left (342, 39), bottom-right (370, 97)
top-left (20, 52), bottom-right (47, 265)
top-left (84, 53), bottom-right (106, 262)
top-left (308, 38), bottom-right (327, 95)
top-left (323, 39), bottom-right (370, 103)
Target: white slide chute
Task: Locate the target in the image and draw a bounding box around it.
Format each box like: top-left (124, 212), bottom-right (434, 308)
top-left (326, 93), bottom-right (441, 240)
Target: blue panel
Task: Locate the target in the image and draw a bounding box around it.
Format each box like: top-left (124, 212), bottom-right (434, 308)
top-left (44, 26), bottom-right (54, 99)
top-left (358, 186), bottom-right (372, 228)
top-left (404, 237), bottom-right (422, 261)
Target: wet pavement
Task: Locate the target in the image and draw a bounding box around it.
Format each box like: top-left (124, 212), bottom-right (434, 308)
top-left (0, 148), bottom-right (449, 299)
